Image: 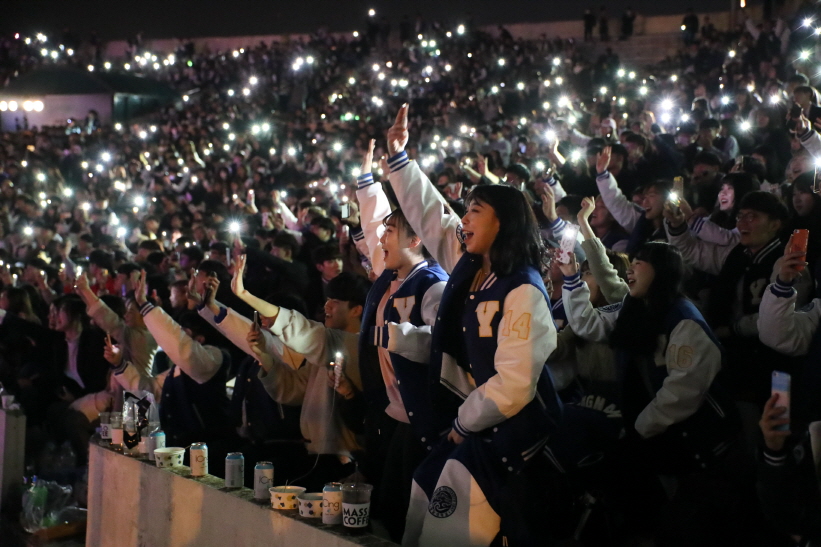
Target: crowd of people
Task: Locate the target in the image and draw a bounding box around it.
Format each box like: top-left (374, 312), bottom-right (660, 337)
top-left (1, 3), bottom-right (821, 545)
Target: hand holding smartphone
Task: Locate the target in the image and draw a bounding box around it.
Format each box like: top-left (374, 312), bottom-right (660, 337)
top-left (771, 371), bottom-right (791, 432)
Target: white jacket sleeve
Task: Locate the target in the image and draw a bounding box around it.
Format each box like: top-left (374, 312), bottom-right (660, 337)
top-left (596, 171), bottom-right (642, 233)
top-left (800, 128), bottom-right (821, 159)
top-left (388, 152), bottom-right (463, 274)
top-left (455, 284), bottom-right (556, 434)
top-left (758, 282), bottom-right (821, 356)
top-left (140, 303), bottom-right (222, 384)
top-left (379, 280), bottom-right (445, 364)
top-left (665, 220), bottom-right (732, 276)
top-left (199, 304), bottom-right (304, 370)
top-left (562, 272), bottom-right (621, 342)
top-left (276, 201), bottom-right (300, 231)
top-left (86, 298), bottom-right (126, 340)
top-left (635, 319), bottom-right (722, 438)
top-left (355, 174), bottom-right (391, 277)
top-left (689, 216), bottom-right (741, 247)
top-left (256, 354), bottom-right (311, 406)
top-left (113, 363), bottom-right (167, 402)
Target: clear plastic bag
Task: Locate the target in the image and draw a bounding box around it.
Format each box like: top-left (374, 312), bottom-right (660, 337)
top-left (21, 477), bottom-right (74, 532)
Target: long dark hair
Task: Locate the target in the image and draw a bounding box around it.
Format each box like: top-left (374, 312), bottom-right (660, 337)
top-left (464, 185), bottom-right (547, 276)
top-left (609, 242), bottom-right (686, 355)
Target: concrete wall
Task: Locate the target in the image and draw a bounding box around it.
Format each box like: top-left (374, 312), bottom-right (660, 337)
top-left (86, 443), bottom-right (397, 547)
top-left (0, 409), bottom-right (25, 513)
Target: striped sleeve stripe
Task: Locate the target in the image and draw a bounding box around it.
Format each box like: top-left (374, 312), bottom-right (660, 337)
top-left (139, 302), bottom-right (155, 317)
top-left (351, 227), bottom-right (364, 242)
top-left (762, 451), bottom-right (787, 467)
top-left (357, 173), bottom-right (375, 189)
top-left (111, 360), bottom-right (129, 375)
top-left (453, 416), bottom-right (472, 437)
top-left (562, 272), bottom-right (582, 285)
top-left (770, 279), bottom-right (796, 298)
top-left (388, 151), bottom-right (409, 172)
top-left (549, 218), bottom-right (566, 232)
top-left (214, 306), bottom-right (229, 324)
top-left (595, 170), bottom-right (610, 181)
top-left (545, 176), bottom-right (558, 187)
top-left (690, 216), bottom-right (705, 233)
top-left (799, 128), bottom-right (815, 142)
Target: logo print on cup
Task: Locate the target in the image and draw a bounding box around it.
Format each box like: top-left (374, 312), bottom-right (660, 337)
top-left (428, 486), bottom-right (457, 518)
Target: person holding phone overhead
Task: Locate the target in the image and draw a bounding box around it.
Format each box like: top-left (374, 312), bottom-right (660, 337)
top-left (386, 104), bottom-right (562, 546)
top-left (757, 236), bottom-right (821, 544)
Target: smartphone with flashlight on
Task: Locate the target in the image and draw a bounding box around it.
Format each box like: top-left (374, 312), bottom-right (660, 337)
top-left (557, 224), bottom-right (579, 264)
top-left (252, 311), bottom-right (261, 332)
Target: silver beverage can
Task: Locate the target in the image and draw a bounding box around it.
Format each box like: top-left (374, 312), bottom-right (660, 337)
top-left (146, 430), bottom-right (166, 461)
top-left (322, 482), bottom-right (343, 524)
top-left (189, 442), bottom-right (208, 476)
top-left (253, 461), bottom-right (274, 500)
top-left (225, 452), bottom-right (244, 488)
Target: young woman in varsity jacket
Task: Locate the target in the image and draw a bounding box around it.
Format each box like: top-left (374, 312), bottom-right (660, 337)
top-left (563, 242), bottom-right (739, 471)
top-left (112, 271), bottom-right (234, 473)
top-left (387, 105), bottom-right (562, 547)
top-left (665, 191), bottom-right (813, 403)
top-left (348, 140), bottom-right (448, 541)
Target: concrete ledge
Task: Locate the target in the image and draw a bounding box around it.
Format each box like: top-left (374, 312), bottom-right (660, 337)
top-left (86, 443), bottom-right (397, 547)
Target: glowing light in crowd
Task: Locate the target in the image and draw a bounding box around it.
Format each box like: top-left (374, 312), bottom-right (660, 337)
top-left (36, 173), bottom-right (46, 182)
top-left (351, 167), bottom-right (362, 177)
top-left (101, 152), bottom-right (111, 162)
top-left (81, 202), bottom-right (91, 211)
top-left (134, 196), bottom-right (145, 207)
top-left (242, 88), bottom-right (250, 96)
top-left (368, 8), bottom-right (375, 16)
top-left (557, 96), bottom-right (570, 108)
top-left (457, 24), bottom-right (465, 35)
top-left (670, 74), bottom-right (678, 82)
top-left (599, 86), bottom-right (607, 95)
top-left (8, 101), bottom-right (17, 111)
top-left (617, 68), bottom-right (626, 78)
top-left (545, 129), bottom-right (556, 141)
top-left (63, 188), bottom-right (73, 197)
top-left (660, 113), bottom-right (671, 124)
top-left (800, 50), bottom-right (811, 61)
top-left (498, 58), bottom-right (506, 66)
top-left (227, 89), bottom-right (235, 96)
top-left (87, 64), bottom-right (94, 71)
top-left (352, 31), bottom-right (359, 38)
top-left (249, 76), bottom-right (258, 85)
top-left (639, 86), bottom-right (648, 95)
top-left (720, 96), bottom-right (731, 105)
top-left (287, 147), bottom-right (297, 156)
top-left (570, 149), bottom-right (583, 162)
top-left (628, 71), bottom-right (636, 79)
top-left (23, 227), bottom-right (33, 236)
top-left (554, 76), bottom-right (563, 86)
top-left (517, 82), bottom-right (525, 90)
top-left (680, 114), bottom-right (690, 122)
top-left (740, 120), bottom-right (751, 131)
top-left (769, 95), bottom-right (781, 104)
top-left (660, 98), bottom-right (673, 111)
top-left (139, 130), bottom-right (147, 139)
top-left (542, 101), bottom-right (551, 109)
top-left (728, 50), bottom-right (736, 58)
top-left (229, 221), bottom-right (241, 233)
top-left (804, 17), bottom-right (814, 27)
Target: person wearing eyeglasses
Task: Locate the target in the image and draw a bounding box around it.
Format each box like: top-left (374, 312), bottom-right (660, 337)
top-left (664, 191), bottom-right (813, 406)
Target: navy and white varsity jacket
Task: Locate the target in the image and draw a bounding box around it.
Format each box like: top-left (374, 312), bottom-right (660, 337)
top-left (356, 172), bottom-right (448, 445)
top-left (388, 152), bottom-right (563, 471)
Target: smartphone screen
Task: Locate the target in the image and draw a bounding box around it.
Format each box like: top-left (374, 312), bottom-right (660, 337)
top-left (340, 203), bottom-right (351, 219)
top-left (557, 225), bottom-right (579, 264)
top-left (771, 371), bottom-right (791, 432)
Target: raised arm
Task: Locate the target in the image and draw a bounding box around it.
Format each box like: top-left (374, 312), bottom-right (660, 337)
top-left (135, 271), bottom-right (222, 384)
top-left (561, 256), bottom-right (621, 342)
top-left (386, 105), bottom-right (463, 273)
top-left (595, 147), bottom-right (643, 233)
top-left (356, 139), bottom-right (390, 277)
top-left (75, 272), bottom-right (126, 339)
top-left (664, 204), bottom-right (732, 276)
top-left (758, 246), bottom-right (821, 356)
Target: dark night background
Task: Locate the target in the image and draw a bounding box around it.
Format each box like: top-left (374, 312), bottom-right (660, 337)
top-left (0, 0), bottom-right (759, 41)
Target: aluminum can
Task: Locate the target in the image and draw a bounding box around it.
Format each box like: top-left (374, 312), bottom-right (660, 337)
top-left (189, 442), bottom-right (208, 476)
top-left (146, 431), bottom-right (166, 461)
top-left (322, 482), bottom-right (343, 524)
top-left (225, 452), bottom-right (245, 488)
top-left (253, 461), bottom-right (274, 500)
